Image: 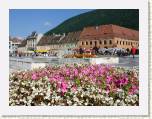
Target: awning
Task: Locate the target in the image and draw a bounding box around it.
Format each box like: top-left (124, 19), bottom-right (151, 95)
top-left (35, 50), bottom-right (48, 53)
top-left (23, 51), bottom-right (34, 53)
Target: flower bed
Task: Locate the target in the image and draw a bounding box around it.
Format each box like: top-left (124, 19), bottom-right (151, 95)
top-left (9, 64), bottom-right (139, 106)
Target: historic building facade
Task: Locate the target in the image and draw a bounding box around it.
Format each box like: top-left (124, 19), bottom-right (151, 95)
top-left (78, 24), bottom-right (139, 50)
top-left (26, 31), bottom-right (43, 51)
top-left (17, 39), bottom-right (28, 54)
top-left (9, 37), bottom-right (22, 55)
top-left (18, 24), bottom-right (139, 55)
top-left (17, 32), bottom-right (43, 54)
top-left (37, 31), bottom-right (82, 51)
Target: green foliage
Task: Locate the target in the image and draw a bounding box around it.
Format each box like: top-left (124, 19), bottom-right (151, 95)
top-left (45, 9), bottom-right (139, 35)
top-left (75, 78), bottom-right (81, 86)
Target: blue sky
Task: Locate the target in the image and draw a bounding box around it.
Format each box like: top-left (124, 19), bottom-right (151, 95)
top-left (9, 9), bottom-right (93, 38)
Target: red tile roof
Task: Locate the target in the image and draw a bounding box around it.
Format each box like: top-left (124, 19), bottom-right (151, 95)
top-left (79, 24), bottom-right (139, 41)
top-left (9, 37), bottom-right (22, 43)
top-left (18, 39), bottom-right (27, 47)
top-left (37, 31), bottom-right (82, 46)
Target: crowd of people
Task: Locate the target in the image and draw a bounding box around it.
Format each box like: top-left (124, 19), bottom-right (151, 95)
top-left (78, 45), bottom-right (138, 58)
top-left (10, 45), bottom-right (138, 59)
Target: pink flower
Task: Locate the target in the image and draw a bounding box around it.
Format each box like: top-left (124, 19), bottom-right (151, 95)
top-left (98, 89), bottom-right (102, 93)
top-left (73, 68), bottom-right (78, 76)
top-left (65, 69), bottom-right (70, 76)
top-left (121, 78), bottom-right (128, 85)
top-left (106, 76), bottom-right (113, 84)
top-left (31, 73), bottom-right (37, 80)
top-left (71, 85), bottom-right (77, 92)
top-left (61, 82), bottom-right (68, 94)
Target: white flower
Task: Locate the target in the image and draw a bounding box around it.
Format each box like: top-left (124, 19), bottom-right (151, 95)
top-left (73, 97), bottom-right (79, 102)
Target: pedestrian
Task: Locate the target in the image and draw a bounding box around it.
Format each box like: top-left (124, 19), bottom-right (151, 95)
top-left (93, 45), bottom-right (99, 55)
top-left (131, 45), bottom-right (136, 59)
top-left (79, 46), bottom-right (84, 54)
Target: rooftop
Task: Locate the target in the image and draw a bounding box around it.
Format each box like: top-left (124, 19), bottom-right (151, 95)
top-left (37, 31), bottom-right (82, 46)
top-left (79, 24), bottom-right (139, 41)
top-left (9, 37), bottom-right (22, 43)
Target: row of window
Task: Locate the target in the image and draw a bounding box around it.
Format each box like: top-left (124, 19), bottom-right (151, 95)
top-left (50, 44), bottom-right (76, 49)
top-left (81, 40), bottom-right (139, 46)
top-left (117, 40), bottom-right (138, 46)
top-left (81, 40), bottom-right (112, 46)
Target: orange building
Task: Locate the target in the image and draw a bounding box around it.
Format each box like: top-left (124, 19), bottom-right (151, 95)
top-left (78, 24), bottom-right (139, 50)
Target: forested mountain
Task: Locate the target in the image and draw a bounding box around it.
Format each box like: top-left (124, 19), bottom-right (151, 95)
top-left (45, 9), bottom-right (139, 35)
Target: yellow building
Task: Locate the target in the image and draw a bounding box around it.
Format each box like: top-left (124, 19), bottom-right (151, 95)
top-left (78, 24), bottom-right (139, 50)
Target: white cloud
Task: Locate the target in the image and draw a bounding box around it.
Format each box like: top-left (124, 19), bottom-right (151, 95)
top-left (44, 21), bottom-right (51, 26)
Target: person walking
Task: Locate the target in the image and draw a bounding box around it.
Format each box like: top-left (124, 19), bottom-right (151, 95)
top-left (79, 46), bottom-right (84, 54)
top-left (131, 45), bottom-right (136, 59)
top-left (93, 45), bottom-right (99, 55)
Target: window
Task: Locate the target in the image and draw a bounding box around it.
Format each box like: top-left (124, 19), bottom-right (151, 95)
top-left (94, 41), bottom-right (97, 46)
top-left (109, 40), bottom-right (112, 44)
top-left (90, 41), bottom-right (92, 45)
top-left (99, 41), bottom-right (102, 45)
top-left (117, 40), bottom-right (119, 44)
top-left (126, 41), bottom-right (128, 45)
top-left (120, 41), bottom-right (121, 45)
top-left (82, 42), bottom-right (84, 45)
top-left (104, 40), bottom-right (107, 45)
top-left (128, 42), bottom-right (130, 45)
top-left (123, 41), bottom-right (125, 45)
top-left (86, 41), bottom-right (88, 45)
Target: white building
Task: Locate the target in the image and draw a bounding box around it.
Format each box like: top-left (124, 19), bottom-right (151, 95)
top-left (26, 31), bottom-right (43, 51)
top-left (9, 37), bottom-right (22, 55)
top-left (17, 32), bottom-right (43, 55)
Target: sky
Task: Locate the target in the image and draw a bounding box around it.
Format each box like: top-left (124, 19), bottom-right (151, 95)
top-left (9, 9), bottom-right (93, 39)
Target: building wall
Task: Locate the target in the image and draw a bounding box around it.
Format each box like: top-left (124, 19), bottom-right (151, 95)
top-left (37, 43), bottom-right (77, 51)
top-left (114, 37), bottom-right (139, 49)
top-left (27, 34), bottom-right (43, 50)
top-left (9, 41), bottom-right (21, 54)
top-left (37, 45), bottom-right (63, 51)
top-left (17, 47), bottom-right (27, 53)
top-left (77, 38), bottom-right (115, 49)
top-left (77, 37), bottom-right (139, 50)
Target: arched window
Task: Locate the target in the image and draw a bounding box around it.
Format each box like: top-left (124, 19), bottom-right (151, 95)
top-left (109, 40), bottom-right (112, 44)
top-left (123, 41), bottom-right (125, 45)
top-left (99, 41), bottom-right (102, 44)
top-left (117, 40), bottom-right (119, 44)
top-left (94, 41), bottom-right (97, 46)
top-left (90, 41), bottom-right (92, 45)
top-left (120, 41), bottom-right (121, 45)
top-left (104, 40), bottom-right (107, 45)
top-left (82, 42), bottom-right (84, 45)
top-left (86, 41), bottom-right (88, 45)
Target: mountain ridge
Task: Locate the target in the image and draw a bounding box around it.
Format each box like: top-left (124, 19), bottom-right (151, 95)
top-left (44, 9), bottom-right (139, 35)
